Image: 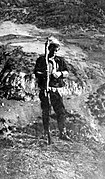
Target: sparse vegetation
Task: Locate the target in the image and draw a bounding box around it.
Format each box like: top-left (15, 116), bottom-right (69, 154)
top-left (0, 1), bottom-right (105, 179)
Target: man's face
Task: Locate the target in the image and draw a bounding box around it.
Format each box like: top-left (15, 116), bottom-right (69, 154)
top-left (48, 44), bottom-right (60, 58)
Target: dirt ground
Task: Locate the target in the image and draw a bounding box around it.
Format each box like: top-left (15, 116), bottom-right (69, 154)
top-left (1, 19), bottom-right (105, 179)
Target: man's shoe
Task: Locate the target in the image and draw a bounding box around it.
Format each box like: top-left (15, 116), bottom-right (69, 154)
top-left (40, 131), bottom-right (51, 145)
top-left (59, 132), bottom-right (73, 142)
top-left (39, 134), bottom-right (49, 145)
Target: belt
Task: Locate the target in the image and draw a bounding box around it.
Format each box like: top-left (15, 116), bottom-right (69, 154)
top-left (49, 87), bottom-right (59, 92)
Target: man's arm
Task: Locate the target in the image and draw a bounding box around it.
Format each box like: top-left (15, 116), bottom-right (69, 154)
top-left (52, 57), bottom-right (69, 79)
top-left (34, 56), bottom-right (47, 78)
top-left (34, 57), bottom-right (40, 78)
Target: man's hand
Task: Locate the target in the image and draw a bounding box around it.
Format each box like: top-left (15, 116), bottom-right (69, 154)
top-left (52, 71), bottom-right (62, 78)
top-left (52, 71), bottom-right (69, 78)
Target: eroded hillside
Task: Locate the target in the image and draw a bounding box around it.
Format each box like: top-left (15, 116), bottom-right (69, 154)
top-left (0, 2), bottom-right (105, 179)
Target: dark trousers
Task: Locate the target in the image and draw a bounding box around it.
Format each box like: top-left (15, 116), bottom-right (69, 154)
top-left (39, 89), bottom-right (66, 134)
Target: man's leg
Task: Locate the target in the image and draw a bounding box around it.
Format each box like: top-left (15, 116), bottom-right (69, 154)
top-left (50, 91), bottom-right (65, 134)
top-left (50, 90), bottom-right (71, 141)
top-left (39, 90), bottom-right (50, 135)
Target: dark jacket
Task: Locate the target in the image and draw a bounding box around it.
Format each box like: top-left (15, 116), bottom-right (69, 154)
top-left (34, 55), bottom-right (69, 89)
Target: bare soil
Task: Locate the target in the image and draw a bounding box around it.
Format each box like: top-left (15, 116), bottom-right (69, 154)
top-left (1, 19), bottom-right (105, 179)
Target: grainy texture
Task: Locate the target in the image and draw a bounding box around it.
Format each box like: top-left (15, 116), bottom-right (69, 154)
top-left (0, 1), bottom-right (105, 179)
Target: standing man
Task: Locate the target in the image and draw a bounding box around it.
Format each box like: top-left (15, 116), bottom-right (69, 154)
top-left (34, 36), bottom-right (71, 143)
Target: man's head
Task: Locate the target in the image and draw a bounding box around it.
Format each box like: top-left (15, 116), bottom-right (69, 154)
top-left (47, 36), bottom-right (60, 58)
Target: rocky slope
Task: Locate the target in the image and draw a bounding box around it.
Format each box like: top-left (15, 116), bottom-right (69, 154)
top-left (0, 2), bottom-right (105, 179)
top-left (0, 21), bottom-right (105, 142)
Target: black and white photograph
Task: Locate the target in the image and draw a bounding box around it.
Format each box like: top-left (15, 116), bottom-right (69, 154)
top-left (0, 0), bottom-right (105, 178)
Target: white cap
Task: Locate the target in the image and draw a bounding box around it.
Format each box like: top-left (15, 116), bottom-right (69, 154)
top-left (48, 36), bottom-right (60, 46)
